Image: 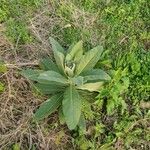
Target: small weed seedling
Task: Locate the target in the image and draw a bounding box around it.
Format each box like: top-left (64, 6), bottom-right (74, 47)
top-left (22, 38), bottom-right (111, 130)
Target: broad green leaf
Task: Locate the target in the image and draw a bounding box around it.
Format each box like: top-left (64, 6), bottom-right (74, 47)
top-left (81, 69), bottom-right (111, 82)
top-left (75, 45), bottom-right (103, 75)
top-left (67, 43), bottom-right (75, 53)
top-left (66, 41), bottom-right (83, 62)
top-left (77, 82), bottom-right (103, 92)
top-left (74, 48), bottom-right (84, 62)
top-left (39, 58), bottom-right (59, 72)
top-left (34, 94), bottom-right (63, 120)
top-left (49, 37), bottom-right (65, 54)
top-left (49, 37), bottom-right (65, 74)
top-left (34, 83), bottom-right (65, 94)
top-left (53, 50), bottom-right (65, 74)
top-left (63, 85), bottom-right (82, 130)
top-left (37, 71), bottom-right (68, 86)
top-left (21, 69), bottom-right (43, 81)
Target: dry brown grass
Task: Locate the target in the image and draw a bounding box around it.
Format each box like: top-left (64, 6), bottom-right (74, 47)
top-left (0, 3), bottom-right (73, 149)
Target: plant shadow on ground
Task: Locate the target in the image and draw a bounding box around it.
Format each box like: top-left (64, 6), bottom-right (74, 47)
top-left (0, 0), bottom-right (150, 149)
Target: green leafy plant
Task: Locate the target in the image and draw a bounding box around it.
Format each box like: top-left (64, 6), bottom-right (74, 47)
top-left (21, 38), bottom-right (111, 130)
top-left (0, 82), bottom-right (5, 92)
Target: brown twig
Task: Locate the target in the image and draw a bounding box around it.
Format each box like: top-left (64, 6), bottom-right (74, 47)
top-left (5, 62), bottom-right (39, 69)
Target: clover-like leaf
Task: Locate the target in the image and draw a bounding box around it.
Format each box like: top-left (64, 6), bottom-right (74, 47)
top-left (49, 37), bottom-right (65, 54)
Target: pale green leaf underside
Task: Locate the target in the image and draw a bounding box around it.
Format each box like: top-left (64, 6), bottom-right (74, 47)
top-left (75, 45), bottom-right (103, 75)
top-left (37, 71), bottom-right (68, 86)
top-left (34, 94), bottom-right (63, 120)
top-left (63, 85), bottom-right (82, 130)
top-left (77, 82), bottom-right (103, 92)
